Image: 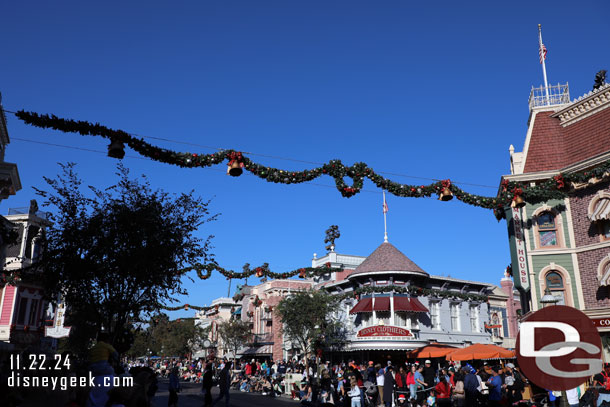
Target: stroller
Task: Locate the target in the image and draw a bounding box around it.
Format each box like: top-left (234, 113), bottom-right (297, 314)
top-left (361, 381), bottom-right (378, 407)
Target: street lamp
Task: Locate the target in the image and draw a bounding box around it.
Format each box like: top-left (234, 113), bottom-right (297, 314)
top-left (540, 287), bottom-right (559, 307)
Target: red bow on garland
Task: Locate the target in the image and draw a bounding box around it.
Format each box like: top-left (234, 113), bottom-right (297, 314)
top-left (554, 174), bottom-right (565, 189)
top-left (227, 152), bottom-right (244, 167)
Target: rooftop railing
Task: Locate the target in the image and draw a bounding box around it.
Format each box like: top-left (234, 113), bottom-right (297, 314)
top-left (528, 83), bottom-right (570, 110)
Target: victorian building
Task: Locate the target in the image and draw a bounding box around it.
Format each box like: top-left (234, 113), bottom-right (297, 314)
top-left (315, 241), bottom-right (501, 361)
top-left (501, 78), bottom-right (610, 358)
top-left (0, 204), bottom-right (51, 350)
top-left (204, 237), bottom-right (519, 363)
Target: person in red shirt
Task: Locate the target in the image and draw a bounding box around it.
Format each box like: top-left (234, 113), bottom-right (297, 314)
top-left (435, 373), bottom-right (452, 407)
top-left (406, 365), bottom-right (417, 401)
top-left (395, 366), bottom-right (407, 394)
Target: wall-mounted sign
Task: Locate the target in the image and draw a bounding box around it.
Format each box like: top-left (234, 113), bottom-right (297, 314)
top-left (357, 326), bottom-right (412, 337)
top-left (507, 207), bottom-right (530, 291)
top-left (591, 317), bottom-right (610, 329)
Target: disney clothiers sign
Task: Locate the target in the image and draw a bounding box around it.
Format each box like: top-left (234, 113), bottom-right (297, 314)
top-left (357, 326), bottom-right (412, 337)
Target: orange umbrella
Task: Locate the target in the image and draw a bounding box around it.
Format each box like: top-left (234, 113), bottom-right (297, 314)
top-left (406, 343), bottom-right (458, 359)
top-left (445, 343), bottom-right (515, 361)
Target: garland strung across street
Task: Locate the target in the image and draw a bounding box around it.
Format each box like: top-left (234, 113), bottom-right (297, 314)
top-left (179, 262), bottom-right (337, 281)
top-left (13, 110), bottom-right (610, 219)
top-left (164, 284), bottom-right (488, 312)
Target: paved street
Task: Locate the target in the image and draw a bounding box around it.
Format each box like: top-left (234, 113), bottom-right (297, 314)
top-left (152, 378), bottom-right (299, 407)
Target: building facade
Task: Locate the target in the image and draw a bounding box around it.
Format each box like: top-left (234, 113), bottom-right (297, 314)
top-left (502, 80), bottom-right (610, 358)
top-left (0, 204), bottom-right (50, 350)
top-left (203, 238), bottom-right (519, 362)
top-left (316, 242), bottom-right (501, 360)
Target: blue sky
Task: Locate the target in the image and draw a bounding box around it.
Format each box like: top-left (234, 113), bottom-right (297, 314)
top-left (1, 1), bottom-right (608, 319)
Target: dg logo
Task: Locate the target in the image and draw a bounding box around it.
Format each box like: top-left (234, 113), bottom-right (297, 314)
top-left (517, 305), bottom-right (603, 390)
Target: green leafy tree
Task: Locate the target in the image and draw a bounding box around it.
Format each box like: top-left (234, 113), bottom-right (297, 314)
top-left (217, 319), bottom-right (252, 368)
top-left (22, 163), bottom-right (216, 356)
top-left (127, 314), bottom-right (210, 358)
top-left (275, 289), bottom-right (343, 372)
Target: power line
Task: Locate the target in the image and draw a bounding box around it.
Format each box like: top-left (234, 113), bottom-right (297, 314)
top-left (10, 136), bottom-right (381, 193)
top-left (4, 108), bottom-right (497, 189)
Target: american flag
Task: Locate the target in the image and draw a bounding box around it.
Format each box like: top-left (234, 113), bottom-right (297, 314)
top-left (539, 43), bottom-right (547, 64)
top-left (383, 199), bottom-right (388, 214)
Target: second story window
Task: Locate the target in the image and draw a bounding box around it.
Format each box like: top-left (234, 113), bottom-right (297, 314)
top-left (450, 303), bottom-right (460, 331)
top-left (430, 301), bottom-right (441, 330)
top-left (469, 304), bottom-right (480, 333)
top-left (537, 212), bottom-right (558, 247)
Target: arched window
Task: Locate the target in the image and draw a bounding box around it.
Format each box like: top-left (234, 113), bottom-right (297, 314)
top-left (535, 211), bottom-right (562, 248)
top-left (545, 271), bottom-right (566, 305)
top-left (588, 192), bottom-right (610, 241)
top-left (538, 212), bottom-right (557, 246)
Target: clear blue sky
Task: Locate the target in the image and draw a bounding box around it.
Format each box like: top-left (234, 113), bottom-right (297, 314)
top-left (1, 1), bottom-right (608, 319)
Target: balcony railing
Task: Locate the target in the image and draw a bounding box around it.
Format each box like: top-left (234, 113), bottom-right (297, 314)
top-left (252, 333), bottom-right (274, 344)
top-left (8, 207), bottom-right (51, 220)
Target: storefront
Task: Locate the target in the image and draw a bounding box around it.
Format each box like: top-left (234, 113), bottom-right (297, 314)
top-left (584, 308), bottom-right (610, 362)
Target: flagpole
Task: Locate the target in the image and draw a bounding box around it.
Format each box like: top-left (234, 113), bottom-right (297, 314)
top-left (383, 191), bottom-right (388, 242)
top-left (538, 24), bottom-right (550, 105)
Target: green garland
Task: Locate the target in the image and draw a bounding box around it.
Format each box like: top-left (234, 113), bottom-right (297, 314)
top-left (334, 284), bottom-right (488, 302)
top-left (180, 262), bottom-right (337, 280)
top-left (13, 111), bottom-right (500, 208)
top-left (14, 110), bottom-right (610, 219)
top-left (162, 284), bottom-right (488, 312)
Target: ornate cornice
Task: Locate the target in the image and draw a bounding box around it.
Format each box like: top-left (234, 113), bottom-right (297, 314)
top-left (554, 83), bottom-right (610, 127)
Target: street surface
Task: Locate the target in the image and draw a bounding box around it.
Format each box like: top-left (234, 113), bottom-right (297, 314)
top-left (153, 378), bottom-right (299, 407)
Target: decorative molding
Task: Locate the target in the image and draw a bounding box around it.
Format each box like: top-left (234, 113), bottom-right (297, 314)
top-left (554, 83), bottom-right (610, 127)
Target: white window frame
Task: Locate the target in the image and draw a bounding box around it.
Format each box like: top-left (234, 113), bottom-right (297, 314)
top-left (430, 301), bottom-right (441, 330)
top-left (361, 313), bottom-right (371, 327)
top-left (450, 302), bottom-right (460, 331)
top-left (411, 315), bottom-right (419, 330)
top-left (394, 311), bottom-right (407, 327)
top-left (469, 304), bottom-right (480, 332)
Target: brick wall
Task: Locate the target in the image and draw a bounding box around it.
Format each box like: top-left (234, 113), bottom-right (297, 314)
top-left (577, 246), bottom-right (610, 309)
top-left (569, 181), bottom-right (610, 247)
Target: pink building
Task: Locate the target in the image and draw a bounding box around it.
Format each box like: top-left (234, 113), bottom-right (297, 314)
top-left (0, 204), bottom-right (50, 350)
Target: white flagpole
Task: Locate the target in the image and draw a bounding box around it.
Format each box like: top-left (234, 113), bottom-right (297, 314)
top-left (383, 191), bottom-right (388, 242)
top-left (538, 24), bottom-right (550, 105)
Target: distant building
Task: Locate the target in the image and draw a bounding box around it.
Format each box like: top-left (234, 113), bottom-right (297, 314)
top-left (203, 238), bottom-right (519, 362)
top-left (193, 297), bottom-right (239, 359)
top-left (0, 204), bottom-right (51, 350)
top-left (316, 242), bottom-right (502, 360)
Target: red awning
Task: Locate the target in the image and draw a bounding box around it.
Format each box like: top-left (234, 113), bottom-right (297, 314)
top-left (372, 297), bottom-right (390, 311)
top-left (409, 297), bottom-right (429, 313)
top-left (393, 296), bottom-right (413, 312)
top-left (393, 297), bottom-right (429, 313)
top-left (349, 298), bottom-right (373, 314)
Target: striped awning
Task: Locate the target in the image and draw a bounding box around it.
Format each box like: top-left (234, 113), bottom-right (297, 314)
top-left (589, 197), bottom-right (610, 221)
top-left (410, 297), bottom-right (429, 313)
top-left (349, 298), bottom-right (373, 314)
top-left (373, 297), bottom-right (390, 311)
top-left (393, 296), bottom-right (429, 313)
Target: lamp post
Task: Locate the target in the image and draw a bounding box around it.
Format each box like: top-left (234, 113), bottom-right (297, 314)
top-left (540, 287), bottom-right (559, 307)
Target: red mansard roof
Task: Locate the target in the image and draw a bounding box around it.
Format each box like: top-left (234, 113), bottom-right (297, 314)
top-left (523, 92), bottom-right (610, 174)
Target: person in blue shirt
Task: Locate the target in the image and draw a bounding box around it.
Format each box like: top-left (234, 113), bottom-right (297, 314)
top-left (486, 367), bottom-right (503, 407)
